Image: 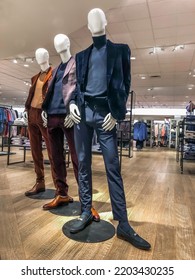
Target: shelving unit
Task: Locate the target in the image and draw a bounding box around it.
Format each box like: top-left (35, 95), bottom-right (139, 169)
top-left (117, 90), bottom-right (135, 171)
top-left (176, 120), bottom-right (183, 163)
top-left (145, 120), bottom-right (152, 147)
top-left (169, 119), bottom-right (177, 149)
top-left (179, 116), bottom-right (195, 173)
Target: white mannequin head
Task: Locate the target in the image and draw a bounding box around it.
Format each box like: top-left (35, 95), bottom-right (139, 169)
top-left (88, 8), bottom-right (107, 36)
top-left (54, 34), bottom-right (71, 63)
top-left (35, 48), bottom-right (50, 72)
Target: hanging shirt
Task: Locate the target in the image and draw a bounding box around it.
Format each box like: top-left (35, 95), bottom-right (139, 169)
top-left (133, 121), bottom-right (148, 141)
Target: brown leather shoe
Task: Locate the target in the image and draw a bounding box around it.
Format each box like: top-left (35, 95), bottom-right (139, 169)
top-left (91, 206), bottom-right (100, 222)
top-left (25, 182), bottom-right (45, 196)
top-left (43, 195), bottom-right (74, 210)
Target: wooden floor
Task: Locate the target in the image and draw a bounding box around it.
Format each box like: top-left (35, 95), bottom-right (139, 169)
top-left (0, 146), bottom-right (195, 260)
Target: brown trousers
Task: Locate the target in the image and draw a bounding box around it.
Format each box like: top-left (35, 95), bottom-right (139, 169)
top-left (28, 107), bottom-right (56, 186)
top-left (47, 114), bottom-right (78, 196)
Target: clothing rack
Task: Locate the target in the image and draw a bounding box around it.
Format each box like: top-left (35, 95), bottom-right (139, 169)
top-left (0, 104), bottom-right (12, 109)
top-left (0, 105), bottom-right (15, 155)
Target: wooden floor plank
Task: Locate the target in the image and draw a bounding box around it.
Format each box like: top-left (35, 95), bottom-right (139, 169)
top-left (0, 147), bottom-right (195, 260)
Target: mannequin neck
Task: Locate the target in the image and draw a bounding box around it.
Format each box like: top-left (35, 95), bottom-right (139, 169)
top-left (59, 49), bottom-right (71, 63)
top-left (40, 62), bottom-right (50, 72)
top-left (92, 34), bottom-right (107, 49)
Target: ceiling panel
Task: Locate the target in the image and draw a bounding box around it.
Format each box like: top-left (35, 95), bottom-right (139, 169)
top-left (0, 0), bottom-right (195, 110)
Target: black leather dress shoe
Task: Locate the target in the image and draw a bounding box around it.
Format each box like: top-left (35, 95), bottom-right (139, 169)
top-left (69, 213), bottom-right (93, 234)
top-left (117, 225), bottom-right (151, 250)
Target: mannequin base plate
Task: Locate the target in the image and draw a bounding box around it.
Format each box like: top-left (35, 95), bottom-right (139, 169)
top-left (62, 219), bottom-right (115, 243)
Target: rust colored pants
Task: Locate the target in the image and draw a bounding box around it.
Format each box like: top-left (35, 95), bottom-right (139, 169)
top-left (47, 114), bottom-right (78, 196)
top-left (28, 107), bottom-right (56, 186)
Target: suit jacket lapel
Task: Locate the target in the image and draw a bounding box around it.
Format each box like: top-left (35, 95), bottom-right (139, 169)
top-left (107, 40), bottom-right (116, 85)
top-left (31, 73), bottom-right (40, 89)
top-left (63, 57), bottom-right (74, 78)
top-left (82, 45), bottom-right (93, 83)
top-left (43, 67), bottom-right (52, 84)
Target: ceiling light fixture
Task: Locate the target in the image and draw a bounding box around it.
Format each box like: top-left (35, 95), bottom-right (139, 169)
top-left (12, 57), bottom-right (35, 65)
top-left (149, 47), bottom-right (164, 55)
top-left (172, 45), bottom-right (184, 52)
top-left (148, 44), bottom-right (185, 55)
top-left (25, 58), bottom-right (34, 63)
top-left (24, 81), bottom-right (31, 86)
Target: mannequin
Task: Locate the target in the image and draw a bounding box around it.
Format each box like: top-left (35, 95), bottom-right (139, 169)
top-left (41, 34), bottom-right (100, 221)
top-left (24, 48), bottom-right (57, 197)
top-left (39, 34), bottom-right (78, 210)
top-left (68, 8), bottom-right (151, 251)
top-left (23, 48), bottom-right (50, 123)
top-left (41, 35), bottom-right (73, 128)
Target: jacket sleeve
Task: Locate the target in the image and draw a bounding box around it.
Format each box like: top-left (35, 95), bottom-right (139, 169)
top-left (62, 59), bottom-right (77, 114)
top-left (122, 44), bottom-right (131, 100)
top-left (69, 54), bottom-right (79, 105)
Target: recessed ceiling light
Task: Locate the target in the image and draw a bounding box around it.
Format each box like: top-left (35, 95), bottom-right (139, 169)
top-left (24, 64), bottom-right (29, 67)
top-left (131, 56), bottom-right (136, 60)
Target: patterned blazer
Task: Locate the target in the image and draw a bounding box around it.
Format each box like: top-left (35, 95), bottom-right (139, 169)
top-left (25, 67), bottom-right (52, 110)
top-left (42, 56), bottom-right (76, 113)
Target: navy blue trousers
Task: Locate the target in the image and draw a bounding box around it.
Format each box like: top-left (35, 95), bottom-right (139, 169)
top-left (74, 102), bottom-right (128, 222)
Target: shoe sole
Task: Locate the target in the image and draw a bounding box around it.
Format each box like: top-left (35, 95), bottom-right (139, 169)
top-left (93, 216), bottom-right (100, 222)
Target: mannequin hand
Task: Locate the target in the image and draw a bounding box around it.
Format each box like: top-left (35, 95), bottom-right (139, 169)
top-left (41, 111), bottom-right (48, 127)
top-left (23, 111), bottom-right (28, 124)
top-left (64, 114), bottom-right (74, 128)
top-left (102, 113), bottom-right (117, 131)
top-left (69, 103), bottom-right (81, 124)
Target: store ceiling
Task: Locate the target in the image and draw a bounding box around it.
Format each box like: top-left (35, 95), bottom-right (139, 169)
top-left (0, 0), bottom-right (195, 110)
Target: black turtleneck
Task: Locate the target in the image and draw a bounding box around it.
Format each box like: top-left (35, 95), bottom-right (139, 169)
top-left (92, 34), bottom-right (107, 49)
top-left (85, 34), bottom-right (107, 97)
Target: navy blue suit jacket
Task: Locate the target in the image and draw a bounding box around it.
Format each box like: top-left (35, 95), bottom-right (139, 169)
top-left (71, 40), bottom-right (131, 120)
